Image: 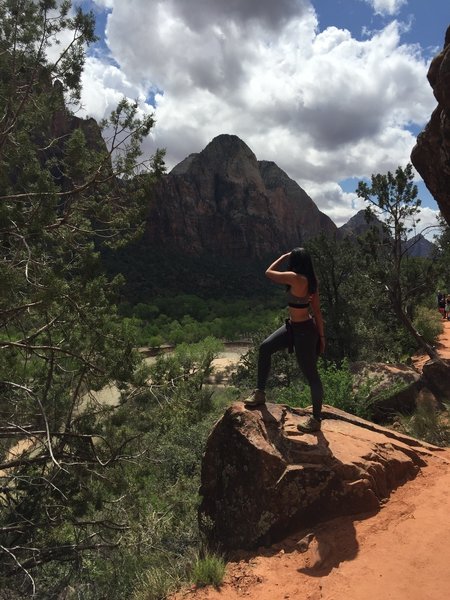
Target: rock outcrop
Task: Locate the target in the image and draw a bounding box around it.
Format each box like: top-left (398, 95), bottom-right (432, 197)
top-left (144, 134), bottom-right (337, 260)
top-left (422, 358), bottom-right (450, 403)
top-left (199, 403), bottom-right (443, 551)
top-left (411, 26), bottom-right (450, 226)
top-left (350, 362), bottom-right (431, 422)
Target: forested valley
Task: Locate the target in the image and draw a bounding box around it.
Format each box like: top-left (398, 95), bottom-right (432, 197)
top-left (1, 3), bottom-right (450, 599)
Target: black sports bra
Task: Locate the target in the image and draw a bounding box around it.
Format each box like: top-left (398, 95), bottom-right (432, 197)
top-left (286, 289), bottom-right (311, 309)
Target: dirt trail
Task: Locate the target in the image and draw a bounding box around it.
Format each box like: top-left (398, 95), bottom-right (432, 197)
top-left (172, 321), bottom-right (450, 600)
top-left (412, 318), bottom-right (450, 371)
top-left (173, 453), bottom-right (450, 600)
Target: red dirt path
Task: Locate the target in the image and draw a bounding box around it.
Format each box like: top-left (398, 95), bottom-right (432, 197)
top-left (412, 318), bottom-right (450, 371)
top-left (171, 321), bottom-right (450, 600)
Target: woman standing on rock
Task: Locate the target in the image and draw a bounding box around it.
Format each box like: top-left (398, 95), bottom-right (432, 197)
top-left (244, 247), bottom-right (325, 433)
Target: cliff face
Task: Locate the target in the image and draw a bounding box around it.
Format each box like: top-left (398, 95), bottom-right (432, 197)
top-left (411, 26), bottom-right (450, 226)
top-left (144, 134), bottom-right (336, 259)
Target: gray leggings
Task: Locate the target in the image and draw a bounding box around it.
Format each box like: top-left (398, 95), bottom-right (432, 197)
top-left (257, 319), bottom-right (323, 420)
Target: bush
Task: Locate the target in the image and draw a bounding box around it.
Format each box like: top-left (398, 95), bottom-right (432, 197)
top-left (191, 552), bottom-right (227, 588)
top-left (270, 359), bottom-right (373, 419)
top-left (398, 401), bottom-right (450, 447)
top-left (413, 306), bottom-right (443, 345)
top-left (132, 565), bottom-right (180, 600)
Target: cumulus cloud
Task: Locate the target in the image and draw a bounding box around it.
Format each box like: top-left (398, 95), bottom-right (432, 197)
top-left (362, 0), bottom-right (407, 17)
top-left (91, 0), bottom-right (114, 8)
top-left (299, 180), bottom-right (364, 226)
top-left (169, 0), bottom-right (311, 33)
top-left (408, 206), bottom-right (442, 240)
top-left (78, 0), bottom-right (437, 224)
top-left (80, 57), bottom-right (151, 121)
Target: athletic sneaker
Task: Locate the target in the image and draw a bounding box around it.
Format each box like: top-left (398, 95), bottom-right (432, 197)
top-left (244, 389), bottom-right (266, 406)
top-left (297, 416), bottom-right (321, 433)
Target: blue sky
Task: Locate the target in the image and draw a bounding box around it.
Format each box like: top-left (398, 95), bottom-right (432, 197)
top-left (75, 0), bottom-right (449, 232)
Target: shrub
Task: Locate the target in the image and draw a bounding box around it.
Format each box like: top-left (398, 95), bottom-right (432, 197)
top-left (132, 565), bottom-right (180, 600)
top-left (191, 552), bottom-right (227, 588)
top-left (272, 359), bottom-right (373, 419)
top-left (398, 401), bottom-right (450, 447)
top-left (413, 306), bottom-right (443, 345)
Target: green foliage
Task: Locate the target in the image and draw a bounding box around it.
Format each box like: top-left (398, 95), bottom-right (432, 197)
top-left (0, 1), bottom-right (165, 596)
top-left (0, 337), bottom-right (234, 599)
top-left (132, 565), bottom-right (181, 600)
top-left (82, 342), bottom-right (234, 600)
top-left (356, 164), bottom-right (438, 359)
top-left (434, 217), bottom-right (450, 291)
top-left (122, 295), bottom-right (284, 346)
top-left (103, 244), bottom-right (275, 302)
top-left (413, 306), bottom-right (443, 345)
top-left (191, 552), bottom-right (226, 588)
top-left (398, 402), bottom-right (450, 447)
top-left (272, 358), bottom-right (373, 419)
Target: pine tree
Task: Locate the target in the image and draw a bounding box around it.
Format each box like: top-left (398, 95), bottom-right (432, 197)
top-left (356, 164), bottom-right (439, 360)
top-left (0, 1), bottom-right (164, 594)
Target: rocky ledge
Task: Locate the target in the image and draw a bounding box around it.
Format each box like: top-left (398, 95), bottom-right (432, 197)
top-left (411, 25), bottom-right (450, 224)
top-left (199, 403), bottom-right (446, 551)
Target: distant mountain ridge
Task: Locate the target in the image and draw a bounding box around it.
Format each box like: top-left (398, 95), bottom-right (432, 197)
top-left (338, 209), bottom-right (385, 239)
top-left (338, 209), bottom-right (436, 257)
top-left (110, 135), bottom-right (435, 298)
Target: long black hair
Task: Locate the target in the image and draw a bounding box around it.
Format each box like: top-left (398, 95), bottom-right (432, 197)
top-left (288, 247), bottom-right (318, 294)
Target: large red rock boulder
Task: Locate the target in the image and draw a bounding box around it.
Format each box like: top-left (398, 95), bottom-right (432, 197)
top-left (422, 358), bottom-right (450, 403)
top-left (350, 362), bottom-right (423, 422)
top-left (411, 26), bottom-right (450, 225)
top-left (199, 403), bottom-right (443, 551)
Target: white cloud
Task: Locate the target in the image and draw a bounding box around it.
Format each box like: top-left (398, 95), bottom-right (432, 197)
top-left (362, 0), bottom-right (407, 17)
top-left (91, 0), bottom-right (114, 8)
top-left (79, 0), bottom-right (438, 225)
top-left (299, 181), bottom-right (364, 227)
top-left (404, 206), bottom-right (442, 241)
top-left (79, 57), bottom-right (151, 121)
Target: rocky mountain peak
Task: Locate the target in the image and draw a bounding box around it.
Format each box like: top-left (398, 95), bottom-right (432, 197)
top-left (338, 209), bottom-right (382, 238)
top-left (171, 134), bottom-right (263, 188)
top-left (144, 134), bottom-right (336, 263)
top-left (403, 233), bottom-right (436, 258)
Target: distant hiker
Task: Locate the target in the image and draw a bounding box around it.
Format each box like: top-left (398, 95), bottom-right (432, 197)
top-left (446, 296), bottom-right (450, 321)
top-left (438, 291), bottom-right (446, 318)
top-left (244, 248), bottom-right (325, 433)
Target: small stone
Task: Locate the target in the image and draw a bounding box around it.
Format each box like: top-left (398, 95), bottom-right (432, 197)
top-left (297, 532), bottom-right (315, 552)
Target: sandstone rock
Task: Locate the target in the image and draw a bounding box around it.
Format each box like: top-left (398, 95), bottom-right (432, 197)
top-left (145, 134), bottom-right (337, 260)
top-left (199, 403), bottom-right (443, 551)
top-left (422, 358), bottom-right (450, 403)
top-left (411, 26), bottom-right (450, 226)
top-left (350, 362), bottom-right (422, 422)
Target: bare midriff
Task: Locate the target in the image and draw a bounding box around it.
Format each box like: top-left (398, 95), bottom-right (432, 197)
top-left (288, 306), bottom-right (312, 323)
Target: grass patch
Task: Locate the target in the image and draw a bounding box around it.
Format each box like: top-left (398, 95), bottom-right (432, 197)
top-left (132, 565), bottom-right (180, 600)
top-left (191, 552), bottom-right (227, 588)
top-left (413, 306), bottom-right (443, 345)
top-left (397, 401), bottom-right (450, 447)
